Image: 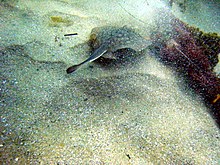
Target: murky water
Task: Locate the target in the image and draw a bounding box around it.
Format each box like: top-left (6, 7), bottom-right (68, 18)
top-left (1, 0), bottom-right (220, 164)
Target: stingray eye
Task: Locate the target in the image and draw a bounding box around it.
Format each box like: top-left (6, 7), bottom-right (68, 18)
top-left (90, 33), bottom-right (100, 49)
top-left (93, 40), bottom-right (100, 49)
top-left (90, 33), bottom-right (97, 40)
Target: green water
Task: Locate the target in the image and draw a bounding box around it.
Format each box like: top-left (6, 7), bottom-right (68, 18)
top-left (1, 0), bottom-right (220, 164)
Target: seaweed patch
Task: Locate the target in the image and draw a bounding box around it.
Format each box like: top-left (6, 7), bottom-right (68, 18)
top-left (151, 18), bottom-right (220, 127)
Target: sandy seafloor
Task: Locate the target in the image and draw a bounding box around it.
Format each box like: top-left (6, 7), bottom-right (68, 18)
top-left (0, 0), bottom-right (220, 164)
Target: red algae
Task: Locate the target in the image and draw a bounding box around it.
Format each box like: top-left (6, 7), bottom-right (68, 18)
top-left (152, 18), bottom-right (220, 127)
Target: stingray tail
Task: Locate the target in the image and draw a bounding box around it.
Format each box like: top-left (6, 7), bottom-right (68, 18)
top-left (66, 45), bottom-right (108, 74)
top-left (66, 64), bottom-right (81, 74)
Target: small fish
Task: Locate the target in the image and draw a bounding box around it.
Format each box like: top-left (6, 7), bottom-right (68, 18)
top-left (66, 26), bottom-right (152, 73)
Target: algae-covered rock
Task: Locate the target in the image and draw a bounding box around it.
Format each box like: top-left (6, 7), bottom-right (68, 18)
top-left (188, 27), bottom-right (220, 71)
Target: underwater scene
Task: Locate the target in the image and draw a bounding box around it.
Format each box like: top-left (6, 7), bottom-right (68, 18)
top-left (1, 0), bottom-right (220, 164)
